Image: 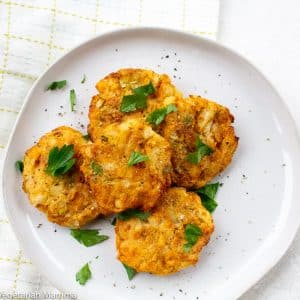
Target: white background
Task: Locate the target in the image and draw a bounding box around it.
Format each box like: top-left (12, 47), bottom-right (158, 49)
top-left (219, 1), bottom-right (300, 299)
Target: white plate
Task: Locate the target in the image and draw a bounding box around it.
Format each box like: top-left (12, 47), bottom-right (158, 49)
top-left (3, 28), bottom-right (300, 300)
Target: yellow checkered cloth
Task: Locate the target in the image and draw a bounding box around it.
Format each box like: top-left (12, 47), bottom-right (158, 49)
top-left (0, 0), bottom-right (219, 297)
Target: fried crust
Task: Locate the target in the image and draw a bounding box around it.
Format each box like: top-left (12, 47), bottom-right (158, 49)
top-left (22, 126), bottom-right (102, 228)
top-left (115, 187), bottom-right (214, 275)
top-left (88, 68), bottom-right (182, 141)
top-left (79, 119), bottom-right (172, 213)
top-left (154, 95), bottom-right (238, 188)
top-left (88, 69), bottom-right (237, 188)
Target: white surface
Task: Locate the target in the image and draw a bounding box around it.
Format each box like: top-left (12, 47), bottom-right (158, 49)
top-left (218, 1), bottom-right (300, 299)
top-left (3, 28), bottom-right (300, 300)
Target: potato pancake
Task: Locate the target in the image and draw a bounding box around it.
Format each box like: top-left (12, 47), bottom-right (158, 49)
top-left (115, 187), bottom-right (214, 275)
top-left (150, 95), bottom-right (238, 188)
top-left (79, 118), bottom-right (172, 213)
top-left (23, 126), bottom-right (102, 228)
top-left (88, 68), bottom-right (182, 141)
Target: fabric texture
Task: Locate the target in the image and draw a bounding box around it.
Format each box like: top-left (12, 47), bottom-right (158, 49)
top-left (0, 0), bottom-right (219, 297)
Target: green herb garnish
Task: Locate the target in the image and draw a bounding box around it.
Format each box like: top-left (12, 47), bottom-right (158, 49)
top-left (71, 229), bottom-right (109, 247)
top-left (91, 161), bottom-right (103, 175)
top-left (186, 136), bottom-right (212, 164)
top-left (46, 80), bottom-right (67, 90)
top-left (195, 182), bottom-right (219, 213)
top-left (70, 89), bottom-right (76, 112)
top-left (15, 160), bottom-right (24, 173)
top-left (76, 263), bottom-right (91, 285)
top-left (128, 151), bottom-right (149, 166)
top-left (183, 224), bottom-right (202, 252)
top-left (146, 103), bottom-right (177, 125)
top-left (81, 74), bottom-right (86, 84)
top-left (82, 134), bottom-right (90, 141)
top-left (117, 209), bottom-right (150, 221)
top-left (45, 144), bottom-right (75, 176)
top-left (120, 82), bottom-right (155, 113)
top-left (111, 217), bottom-right (117, 226)
top-left (122, 263), bottom-right (137, 280)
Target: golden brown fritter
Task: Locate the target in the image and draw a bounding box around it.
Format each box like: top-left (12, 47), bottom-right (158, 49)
top-left (150, 95), bottom-right (238, 188)
top-left (88, 68), bottom-right (182, 141)
top-left (88, 68), bottom-right (237, 188)
top-left (23, 126), bottom-right (103, 228)
top-left (79, 118), bottom-right (172, 214)
top-left (115, 187), bottom-right (214, 275)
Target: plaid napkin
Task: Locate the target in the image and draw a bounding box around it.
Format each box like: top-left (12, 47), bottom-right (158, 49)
top-left (0, 0), bottom-right (219, 297)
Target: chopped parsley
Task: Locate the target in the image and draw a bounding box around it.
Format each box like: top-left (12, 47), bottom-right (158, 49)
top-left (81, 74), bottom-right (86, 84)
top-left (45, 144), bottom-right (75, 176)
top-left (183, 224), bottom-right (202, 252)
top-left (120, 82), bottom-right (155, 113)
top-left (46, 80), bottom-right (67, 90)
top-left (70, 229), bottom-right (109, 247)
top-left (122, 263), bottom-right (137, 280)
top-left (111, 217), bottom-right (117, 226)
top-left (76, 263), bottom-right (91, 285)
top-left (70, 89), bottom-right (76, 112)
top-left (82, 134), bottom-right (90, 141)
top-left (146, 103), bottom-right (177, 125)
top-left (91, 161), bottom-right (103, 175)
top-left (117, 209), bottom-right (150, 221)
top-left (15, 160), bottom-right (24, 173)
top-left (128, 151), bottom-right (149, 166)
top-left (195, 182), bottom-right (219, 213)
top-left (186, 136), bottom-right (212, 164)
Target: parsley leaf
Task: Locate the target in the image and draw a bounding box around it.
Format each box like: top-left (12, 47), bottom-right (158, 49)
top-left (186, 136), bottom-right (212, 164)
top-left (122, 263), bottom-right (137, 280)
top-left (91, 161), bottom-right (103, 175)
top-left (82, 134), bottom-right (90, 141)
top-left (15, 160), bottom-right (24, 173)
top-left (76, 263), bottom-right (91, 285)
top-left (195, 182), bottom-right (219, 213)
top-left (146, 103), bottom-right (177, 125)
top-left (70, 89), bottom-right (76, 112)
top-left (71, 229), bottom-right (109, 247)
top-left (45, 144), bottom-right (75, 176)
top-left (120, 82), bottom-right (155, 113)
top-left (133, 82), bottom-right (155, 96)
top-left (111, 217), bottom-right (117, 226)
top-left (117, 209), bottom-right (150, 221)
top-left (183, 224), bottom-right (202, 252)
top-left (128, 151), bottom-right (149, 166)
top-left (46, 80), bottom-right (67, 90)
top-left (81, 74), bottom-right (86, 84)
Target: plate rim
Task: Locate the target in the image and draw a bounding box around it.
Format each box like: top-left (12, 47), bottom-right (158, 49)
top-left (2, 26), bottom-right (300, 299)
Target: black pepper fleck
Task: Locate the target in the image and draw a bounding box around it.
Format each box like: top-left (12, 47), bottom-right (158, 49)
top-left (37, 224), bottom-right (42, 228)
top-left (165, 55), bottom-right (169, 58)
